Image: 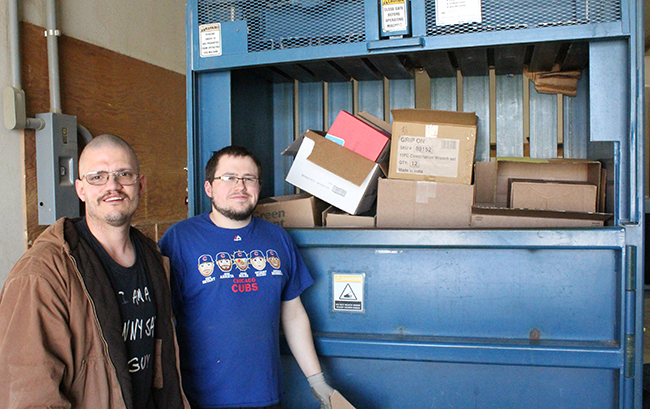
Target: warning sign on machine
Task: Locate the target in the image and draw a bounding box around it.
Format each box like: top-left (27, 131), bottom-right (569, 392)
top-left (333, 273), bottom-right (365, 312)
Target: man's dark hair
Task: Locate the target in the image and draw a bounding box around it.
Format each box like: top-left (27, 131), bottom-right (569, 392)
top-left (205, 145), bottom-right (263, 183)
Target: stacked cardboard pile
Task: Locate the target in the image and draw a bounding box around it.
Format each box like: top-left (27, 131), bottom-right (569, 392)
top-left (255, 110), bottom-right (391, 227)
top-left (471, 159), bottom-right (611, 228)
top-left (376, 109), bottom-right (478, 228)
top-left (254, 108), bottom-right (612, 229)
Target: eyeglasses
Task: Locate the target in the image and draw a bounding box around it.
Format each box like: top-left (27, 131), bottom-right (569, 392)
top-left (80, 170), bottom-right (139, 186)
top-left (213, 175), bottom-right (260, 187)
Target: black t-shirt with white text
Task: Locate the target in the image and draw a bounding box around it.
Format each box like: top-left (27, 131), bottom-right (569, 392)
top-left (76, 218), bottom-right (157, 409)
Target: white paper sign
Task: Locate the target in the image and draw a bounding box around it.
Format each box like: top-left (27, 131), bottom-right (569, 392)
top-left (382, 0), bottom-right (408, 33)
top-left (199, 23), bottom-right (222, 57)
top-left (435, 0), bottom-right (482, 26)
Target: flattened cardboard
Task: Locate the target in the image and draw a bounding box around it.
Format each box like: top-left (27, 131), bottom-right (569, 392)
top-left (323, 206), bottom-right (376, 228)
top-left (388, 108), bottom-right (478, 184)
top-left (357, 111), bottom-right (392, 134)
top-left (470, 206), bottom-right (611, 228)
top-left (376, 178), bottom-right (474, 228)
top-left (325, 110), bottom-right (391, 162)
top-left (488, 158), bottom-right (602, 207)
top-left (282, 130), bottom-right (384, 215)
top-left (253, 193), bottom-right (328, 228)
top-left (330, 391), bottom-right (357, 409)
top-left (509, 180), bottom-right (597, 213)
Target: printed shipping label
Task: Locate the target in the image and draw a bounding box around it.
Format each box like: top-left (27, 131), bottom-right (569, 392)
top-left (395, 135), bottom-right (460, 178)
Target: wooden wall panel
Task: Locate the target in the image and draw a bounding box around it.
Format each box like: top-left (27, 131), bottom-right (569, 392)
top-left (21, 22), bottom-right (187, 244)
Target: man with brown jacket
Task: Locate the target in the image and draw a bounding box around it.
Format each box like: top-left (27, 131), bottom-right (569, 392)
top-left (0, 134), bottom-right (189, 409)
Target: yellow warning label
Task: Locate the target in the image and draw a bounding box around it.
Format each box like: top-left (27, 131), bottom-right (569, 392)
top-left (382, 0), bottom-right (405, 5)
top-left (334, 274), bottom-right (363, 283)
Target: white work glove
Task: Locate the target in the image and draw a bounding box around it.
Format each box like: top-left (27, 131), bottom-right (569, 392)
top-left (307, 372), bottom-right (335, 409)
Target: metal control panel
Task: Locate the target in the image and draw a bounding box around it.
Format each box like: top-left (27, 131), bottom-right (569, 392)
top-left (35, 112), bottom-right (78, 225)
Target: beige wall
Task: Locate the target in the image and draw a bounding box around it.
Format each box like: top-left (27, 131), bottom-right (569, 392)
top-left (0, 0), bottom-right (186, 284)
top-left (21, 0), bottom-right (186, 74)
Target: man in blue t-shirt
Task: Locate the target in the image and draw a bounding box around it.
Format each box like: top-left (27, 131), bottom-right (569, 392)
top-left (160, 146), bottom-right (341, 409)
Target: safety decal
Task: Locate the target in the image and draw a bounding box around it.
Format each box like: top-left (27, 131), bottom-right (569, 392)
top-left (199, 23), bottom-right (222, 58)
top-left (333, 273), bottom-right (365, 312)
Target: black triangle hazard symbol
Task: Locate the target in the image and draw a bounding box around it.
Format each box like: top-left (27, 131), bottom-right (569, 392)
top-left (339, 284), bottom-right (357, 300)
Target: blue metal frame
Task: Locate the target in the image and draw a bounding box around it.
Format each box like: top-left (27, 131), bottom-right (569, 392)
top-left (186, 0), bottom-right (645, 407)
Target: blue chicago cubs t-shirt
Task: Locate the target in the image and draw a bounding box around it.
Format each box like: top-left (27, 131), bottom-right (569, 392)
top-left (159, 213), bottom-right (314, 408)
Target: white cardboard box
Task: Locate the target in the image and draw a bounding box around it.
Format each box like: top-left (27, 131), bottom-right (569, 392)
top-left (282, 130), bottom-right (385, 215)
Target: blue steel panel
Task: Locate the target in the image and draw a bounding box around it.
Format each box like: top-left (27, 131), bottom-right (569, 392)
top-left (564, 73), bottom-right (589, 159)
top-left (298, 82), bottom-right (324, 134)
top-left (358, 80), bottom-right (384, 119)
top-left (281, 356), bottom-right (618, 409)
top-left (298, 246), bottom-right (620, 341)
top-left (388, 79), bottom-right (415, 114)
top-left (463, 76), bottom-right (490, 160)
top-left (430, 77), bottom-right (456, 112)
top-left (529, 81), bottom-right (558, 159)
top-left (219, 21), bottom-right (248, 55)
top-left (327, 82), bottom-right (353, 128)
top-left (496, 74), bottom-right (524, 158)
top-left (289, 227), bottom-right (627, 248)
top-left (272, 82), bottom-right (295, 196)
top-left (195, 71), bottom-right (233, 214)
top-left (590, 40), bottom-right (630, 143)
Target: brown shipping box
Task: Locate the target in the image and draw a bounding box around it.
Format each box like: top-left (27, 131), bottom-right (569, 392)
top-left (472, 159), bottom-right (611, 228)
top-left (376, 178), bottom-right (474, 228)
top-left (388, 109), bottom-right (478, 184)
top-left (471, 206), bottom-right (611, 228)
top-left (253, 193), bottom-right (328, 228)
top-left (322, 206), bottom-right (376, 228)
top-left (509, 180), bottom-right (598, 213)
top-left (474, 158), bottom-right (603, 210)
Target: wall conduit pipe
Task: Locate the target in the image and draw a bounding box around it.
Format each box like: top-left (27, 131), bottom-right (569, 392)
top-left (8, 0), bottom-right (21, 89)
top-left (45, 0), bottom-right (62, 114)
top-left (5, 0), bottom-right (45, 130)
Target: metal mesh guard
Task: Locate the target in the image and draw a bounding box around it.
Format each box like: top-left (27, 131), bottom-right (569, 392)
top-left (197, 0), bottom-right (366, 53)
top-left (424, 0), bottom-right (621, 36)
top-left (197, 0), bottom-right (622, 54)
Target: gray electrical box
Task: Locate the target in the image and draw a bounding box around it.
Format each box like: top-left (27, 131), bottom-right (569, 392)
top-left (35, 112), bottom-right (79, 225)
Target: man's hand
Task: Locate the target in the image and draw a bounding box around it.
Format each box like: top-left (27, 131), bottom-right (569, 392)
top-left (307, 372), bottom-right (335, 409)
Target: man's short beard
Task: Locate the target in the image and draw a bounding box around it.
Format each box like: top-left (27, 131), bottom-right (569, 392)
top-left (104, 212), bottom-right (131, 226)
top-left (214, 202), bottom-right (255, 221)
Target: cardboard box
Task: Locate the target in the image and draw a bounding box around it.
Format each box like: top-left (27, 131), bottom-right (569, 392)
top-left (282, 130), bottom-right (385, 215)
top-left (253, 193), bottom-right (328, 228)
top-left (470, 206), bottom-right (611, 228)
top-left (509, 180), bottom-right (598, 213)
top-left (472, 159), bottom-right (611, 228)
top-left (376, 178), bottom-right (474, 228)
top-left (475, 158), bottom-right (603, 209)
top-left (388, 109), bottom-right (478, 184)
top-left (331, 391), bottom-right (357, 409)
top-left (325, 110), bottom-right (391, 162)
top-left (322, 206), bottom-right (376, 228)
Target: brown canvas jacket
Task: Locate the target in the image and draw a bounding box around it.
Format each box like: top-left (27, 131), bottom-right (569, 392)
top-left (0, 218), bottom-right (190, 409)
